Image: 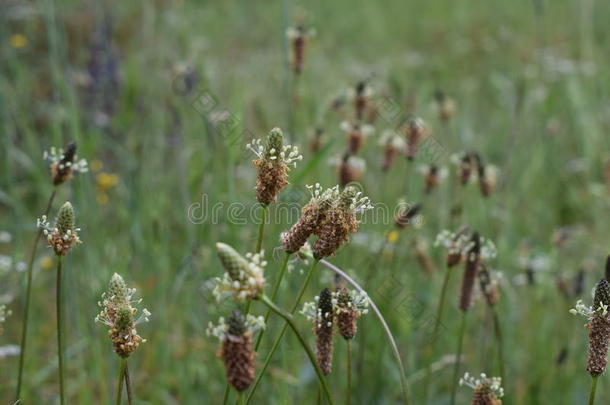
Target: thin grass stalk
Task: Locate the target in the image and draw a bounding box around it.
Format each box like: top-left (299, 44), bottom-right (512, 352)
top-left (245, 260), bottom-right (319, 404)
top-left (255, 205), bottom-right (268, 253)
top-left (222, 386), bottom-right (231, 405)
top-left (125, 363), bottom-right (133, 405)
top-left (15, 189), bottom-right (57, 400)
top-left (589, 375), bottom-right (599, 405)
top-left (356, 231), bottom-right (389, 382)
top-left (491, 307), bottom-right (505, 383)
top-left (450, 312), bottom-right (468, 405)
top-left (318, 259), bottom-right (410, 405)
top-left (423, 263), bottom-right (454, 403)
top-left (259, 294), bottom-right (334, 405)
top-left (116, 358), bottom-right (127, 405)
top-left (254, 252), bottom-right (290, 350)
top-left (56, 255), bottom-right (66, 405)
top-left (346, 339), bottom-right (352, 405)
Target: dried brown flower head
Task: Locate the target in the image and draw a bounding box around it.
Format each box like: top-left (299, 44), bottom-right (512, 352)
top-left (315, 288), bottom-right (334, 374)
top-left (460, 232), bottom-right (481, 312)
top-left (404, 117), bottom-right (427, 161)
top-left (248, 128), bottom-right (302, 206)
top-left (380, 130), bottom-right (405, 172)
top-left (435, 90), bottom-right (456, 123)
top-left (460, 372), bottom-right (504, 405)
top-left (570, 276), bottom-right (610, 376)
top-left (312, 186), bottom-right (372, 260)
top-left (208, 311), bottom-right (265, 392)
top-left (287, 25), bottom-right (314, 75)
top-left (336, 153), bottom-right (366, 187)
top-left (44, 142), bottom-right (88, 186)
top-left (478, 264), bottom-right (500, 307)
top-left (353, 81), bottom-right (372, 121)
top-left (341, 121), bottom-right (373, 154)
top-left (334, 287), bottom-right (369, 340)
top-left (282, 184), bottom-right (339, 254)
top-left (394, 202), bottom-right (422, 229)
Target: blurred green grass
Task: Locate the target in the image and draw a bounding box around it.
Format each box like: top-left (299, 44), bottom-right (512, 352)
top-left (2, 0), bottom-right (610, 403)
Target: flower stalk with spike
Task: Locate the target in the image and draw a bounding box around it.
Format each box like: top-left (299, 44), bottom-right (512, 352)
top-left (16, 142), bottom-right (87, 401)
top-left (96, 273), bottom-right (150, 405)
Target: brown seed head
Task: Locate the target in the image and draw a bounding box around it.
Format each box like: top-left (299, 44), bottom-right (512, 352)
top-left (336, 287), bottom-right (358, 339)
top-left (405, 117), bottom-right (427, 161)
top-left (316, 288), bottom-right (335, 374)
top-left (478, 264), bottom-right (499, 307)
top-left (282, 185), bottom-right (338, 253)
top-left (221, 310), bottom-right (256, 391)
top-left (394, 203), bottom-right (422, 229)
top-left (459, 232), bottom-right (481, 312)
top-left (312, 187), bottom-right (361, 260)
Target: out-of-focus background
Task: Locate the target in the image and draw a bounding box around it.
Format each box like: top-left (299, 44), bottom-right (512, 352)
top-left (2, 0), bottom-right (610, 403)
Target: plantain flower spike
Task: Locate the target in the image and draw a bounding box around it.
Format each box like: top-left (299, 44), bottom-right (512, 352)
top-left (43, 141), bottom-right (88, 186)
top-left (95, 273), bottom-right (151, 358)
top-left (248, 127), bottom-right (302, 206)
top-left (312, 186), bottom-right (373, 260)
top-left (207, 310), bottom-right (264, 391)
top-left (460, 372), bottom-right (504, 405)
top-left (37, 202), bottom-right (82, 256)
top-left (282, 184), bottom-right (339, 254)
top-left (213, 243), bottom-right (266, 302)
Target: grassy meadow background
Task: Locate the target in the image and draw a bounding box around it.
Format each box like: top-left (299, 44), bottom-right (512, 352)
top-left (2, 0), bottom-right (610, 403)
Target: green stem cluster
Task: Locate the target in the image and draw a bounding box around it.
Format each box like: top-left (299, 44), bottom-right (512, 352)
top-left (245, 259), bottom-right (319, 404)
top-left (259, 294), bottom-right (334, 405)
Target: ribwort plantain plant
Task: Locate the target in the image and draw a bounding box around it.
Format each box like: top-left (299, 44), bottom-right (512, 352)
top-left (16, 142), bottom-right (87, 402)
top-left (570, 257), bottom-right (610, 405)
top-left (244, 186), bottom-right (372, 404)
top-left (459, 372), bottom-right (504, 405)
top-left (95, 273), bottom-right (150, 405)
top-left (247, 127), bottom-right (302, 252)
top-left (450, 232), bottom-right (498, 405)
top-left (210, 242), bottom-right (335, 404)
top-left (37, 201), bottom-right (83, 405)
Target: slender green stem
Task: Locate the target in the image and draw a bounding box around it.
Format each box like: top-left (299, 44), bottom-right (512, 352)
top-left (255, 252), bottom-right (290, 350)
top-left (589, 375), bottom-right (599, 405)
top-left (16, 189), bottom-right (57, 401)
top-left (245, 260), bottom-right (319, 404)
top-left (256, 205), bottom-right (268, 253)
top-left (124, 363), bottom-right (133, 405)
top-left (491, 307), bottom-right (505, 383)
top-left (423, 265), bottom-right (454, 403)
top-left (450, 311), bottom-right (468, 405)
top-left (433, 266), bottom-right (453, 339)
top-left (222, 385), bottom-right (231, 405)
top-left (346, 340), bottom-right (352, 405)
top-left (56, 256), bottom-right (66, 405)
top-left (259, 294), bottom-right (334, 405)
top-left (116, 359), bottom-right (127, 405)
